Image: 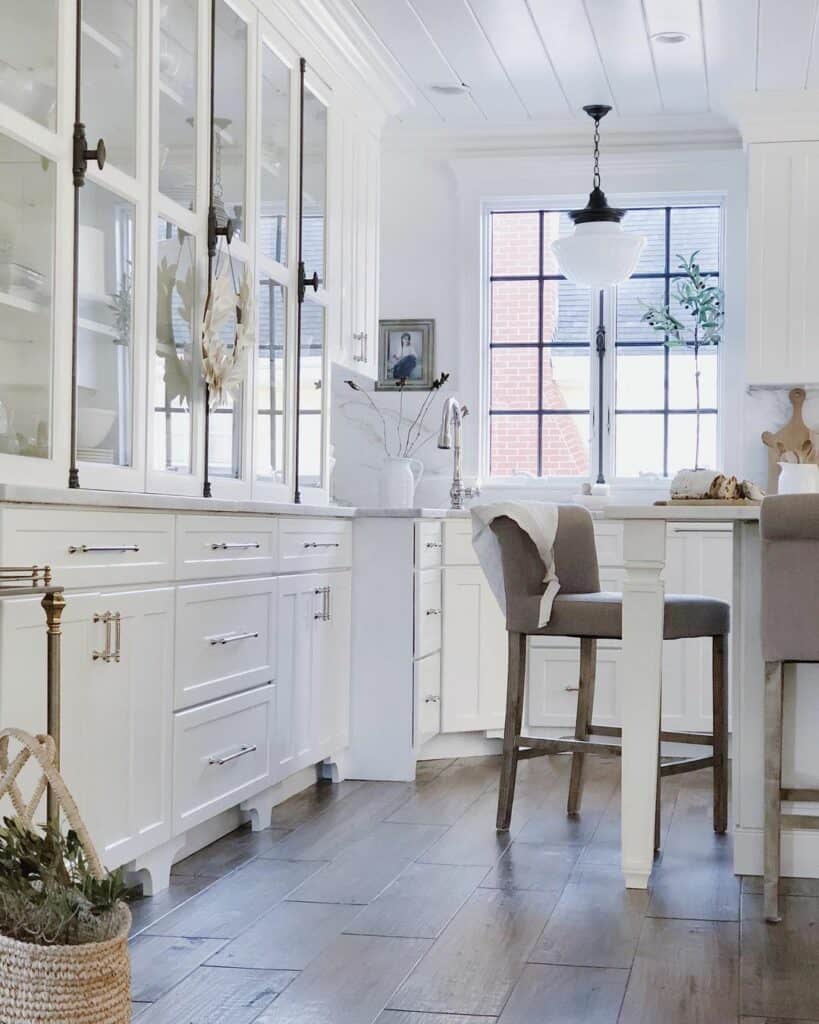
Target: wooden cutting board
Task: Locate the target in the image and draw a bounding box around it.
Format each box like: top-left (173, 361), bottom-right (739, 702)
top-left (761, 387), bottom-right (814, 494)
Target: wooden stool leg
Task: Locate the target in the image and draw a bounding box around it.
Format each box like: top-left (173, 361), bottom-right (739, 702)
top-left (712, 634), bottom-right (729, 834)
top-left (497, 632), bottom-right (527, 832)
top-left (764, 660), bottom-right (784, 923)
top-left (654, 728), bottom-right (662, 853)
top-left (567, 638), bottom-right (597, 816)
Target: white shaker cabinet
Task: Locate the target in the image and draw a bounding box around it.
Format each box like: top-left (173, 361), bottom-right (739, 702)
top-left (0, 584), bottom-right (174, 869)
top-left (440, 519), bottom-right (507, 735)
top-left (336, 114), bottom-right (380, 376)
top-left (276, 569), bottom-right (351, 779)
top-left (746, 141), bottom-right (819, 385)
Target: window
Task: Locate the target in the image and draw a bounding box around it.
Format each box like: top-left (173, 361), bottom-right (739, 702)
top-left (487, 204), bottom-right (722, 480)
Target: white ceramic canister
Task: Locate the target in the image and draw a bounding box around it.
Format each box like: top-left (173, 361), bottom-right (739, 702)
top-left (777, 462), bottom-right (819, 495)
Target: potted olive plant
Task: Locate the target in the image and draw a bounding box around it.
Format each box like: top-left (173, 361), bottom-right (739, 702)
top-left (0, 730), bottom-right (132, 1024)
top-left (641, 251), bottom-right (724, 470)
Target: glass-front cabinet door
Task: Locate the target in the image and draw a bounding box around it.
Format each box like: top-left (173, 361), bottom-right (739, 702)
top-left (297, 74), bottom-right (329, 499)
top-left (77, 0), bottom-right (148, 491)
top-left (0, 1), bottom-right (70, 487)
top-left (253, 22), bottom-right (294, 500)
top-left (0, 0), bottom-right (338, 498)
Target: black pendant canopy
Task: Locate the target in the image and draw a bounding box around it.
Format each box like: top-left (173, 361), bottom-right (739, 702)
top-left (568, 105), bottom-right (624, 226)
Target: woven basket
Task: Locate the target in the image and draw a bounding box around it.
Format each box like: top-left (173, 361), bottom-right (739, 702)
top-left (0, 728), bottom-right (132, 1024)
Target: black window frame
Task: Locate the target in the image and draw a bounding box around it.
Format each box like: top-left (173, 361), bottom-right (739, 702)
top-left (487, 204), bottom-right (722, 480)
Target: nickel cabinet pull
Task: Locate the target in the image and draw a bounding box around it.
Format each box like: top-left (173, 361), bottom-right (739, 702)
top-left (352, 331), bottom-right (365, 361)
top-left (303, 541), bottom-right (340, 549)
top-left (425, 541), bottom-right (442, 549)
top-left (112, 612), bottom-right (121, 663)
top-left (314, 586), bottom-right (330, 620)
top-left (425, 608), bottom-right (442, 616)
top-left (424, 694), bottom-right (440, 704)
top-left (208, 744), bottom-right (257, 766)
top-left (92, 612), bottom-right (112, 662)
top-left (69, 544), bottom-right (140, 554)
top-left (209, 631), bottom-right (259, 646)
top-left (565, 685), bottom-right (579, 692)
top-left (210, 541), bottom-right (261, 551)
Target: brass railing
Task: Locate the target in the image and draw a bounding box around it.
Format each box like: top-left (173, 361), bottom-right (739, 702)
top-left (0, 566), bottom-right (65, 823)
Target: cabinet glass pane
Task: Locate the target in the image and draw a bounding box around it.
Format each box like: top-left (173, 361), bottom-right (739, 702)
top-left (158, 0), bottom-right (198, 210)
top-left (0, 1), bottom-right (58, 130)
top-left (256, 276), bottom-right (286, 483)
top-left (260, 42), bottom-right (290, 265)
top-left (207, 256), bottom-right (245, 479)
top-left (0, 133), bottom-right (55, 458)
top-left (213, 0), bottom-right (246, 241)
top-left (82, 0), bottom-right (137, 177)
top-left (298, 300), bottom-right (323, 488)
top-left (154, 218), bottom-right (195, 473)
top-left (302, 87), bottom-right (326, 285)
top-left (77, 181), bottom-right (135, 466)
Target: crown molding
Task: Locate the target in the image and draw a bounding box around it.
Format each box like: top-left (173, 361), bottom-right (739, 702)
top-left (260, 0), bottom-right (415, 126)
top-left (723, 90), bottom-right (819, 144)
top-left (381, 113), bottom-right (741, 158)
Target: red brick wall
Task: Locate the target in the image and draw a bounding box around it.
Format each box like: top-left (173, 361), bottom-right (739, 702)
top-left (490, 212), bottom-right (589, 478)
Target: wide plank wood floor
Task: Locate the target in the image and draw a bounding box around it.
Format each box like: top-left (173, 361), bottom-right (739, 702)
top-left (128, 755), bottom-right (817, 1023)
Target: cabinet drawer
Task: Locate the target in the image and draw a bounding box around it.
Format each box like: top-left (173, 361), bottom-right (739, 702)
top-left (174, 578), bottom-right (277, 710)
top-left (443, 519), bottom-right (476, 565)
top-left (0, 509), bottom-right (173, 588)
top-left (414, 569), bottom-right (442, 658)
top-left (173, 683), bottom-right (275, 834)
top-left (415, 521), bottom-right (443, 569)
top-left (414, 651), bottom-right (441, 746)
top-left (175, 515), bottom-right (277, 580)
top-left (278, 518), bottom-right (352, 572)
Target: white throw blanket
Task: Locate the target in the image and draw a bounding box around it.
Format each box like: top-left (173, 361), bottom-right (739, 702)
top-left (471, 502), bottom-right (560, 627)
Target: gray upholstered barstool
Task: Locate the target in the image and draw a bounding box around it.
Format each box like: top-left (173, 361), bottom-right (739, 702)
top-left (761, 494), bottom-right (819, 922)
top-left (491, 506), bottom-right (730, 845)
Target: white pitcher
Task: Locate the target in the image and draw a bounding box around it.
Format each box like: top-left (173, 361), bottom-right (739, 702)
top-left (778, 462), bottom-right (819, 495)
top-left (380, 457), bottom-right (424, 508)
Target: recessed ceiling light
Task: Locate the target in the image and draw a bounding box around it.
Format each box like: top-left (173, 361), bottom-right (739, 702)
top-left (430, 82), bottom-right (470, 95)
top-left (651, 30), bottom-right (689, 44)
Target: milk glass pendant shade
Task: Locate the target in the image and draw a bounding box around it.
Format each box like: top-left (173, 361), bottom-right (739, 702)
top-left (551, 105), bottom-right (645, 289)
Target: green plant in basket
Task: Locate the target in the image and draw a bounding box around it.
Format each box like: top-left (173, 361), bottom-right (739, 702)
top-left (0, 817), bottom-right (130, 947)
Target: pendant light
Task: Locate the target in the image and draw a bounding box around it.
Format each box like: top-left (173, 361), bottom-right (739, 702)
top-left (551, 105), bottom-right (645, 290)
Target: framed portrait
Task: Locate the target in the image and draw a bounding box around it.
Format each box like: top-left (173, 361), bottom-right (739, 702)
top-left (376, 319), bottom-right (435, 391)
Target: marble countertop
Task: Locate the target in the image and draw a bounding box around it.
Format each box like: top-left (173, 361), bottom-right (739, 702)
top-left (604, 503), bottom-right (761, 521)
top-left (0, 485), bottom-right (471, 519)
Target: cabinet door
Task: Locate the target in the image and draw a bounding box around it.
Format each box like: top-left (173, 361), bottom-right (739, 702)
top-left (65, 585), bottom-right (174, 868)
top-left (276, 572), bottom-right (321, 778)
top-left (663, 525), bottom-right (732, 732)
top-left (0, 586), bottom-right (174, 869)
top-left (313, 570), bottom-right (351, 758)
top-left (441, 565), bottom-right (507, 733)
top-left (525, 639), bottom-right (620, 730)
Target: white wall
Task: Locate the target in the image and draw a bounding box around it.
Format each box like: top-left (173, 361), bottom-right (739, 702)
top-left (331, 135), bottom-right (807, 507)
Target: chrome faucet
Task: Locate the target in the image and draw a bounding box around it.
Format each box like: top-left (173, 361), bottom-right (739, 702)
top-left (437, 397), bottom-right (480, 510)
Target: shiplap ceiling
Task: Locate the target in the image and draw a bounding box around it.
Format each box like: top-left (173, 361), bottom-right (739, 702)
top-left (350, 0), bottom-right (819, 126)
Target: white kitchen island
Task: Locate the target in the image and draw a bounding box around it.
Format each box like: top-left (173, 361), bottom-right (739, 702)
top-left (607, 503), bottom-right (819, 890)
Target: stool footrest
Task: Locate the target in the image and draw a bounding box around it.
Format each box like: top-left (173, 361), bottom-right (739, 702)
top-left (781, 788), bottom-right (819, 802)
top-left (516, 735), bottom-right (623, 757)
top-left (781, 813), bottom-right (819, 830)
top-left (660, 755), bottom-right (715, 777)
top-left (588, 724), bottom-right (714, 746)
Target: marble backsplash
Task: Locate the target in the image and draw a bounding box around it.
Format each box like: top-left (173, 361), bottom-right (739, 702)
top-left (331, 363), bottom-right (818, 506)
